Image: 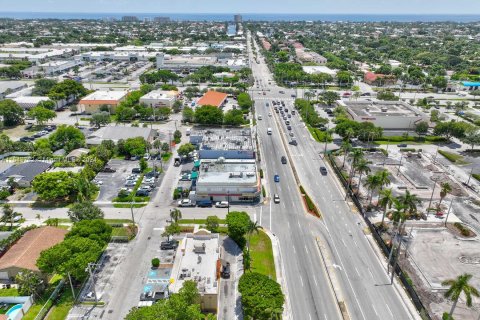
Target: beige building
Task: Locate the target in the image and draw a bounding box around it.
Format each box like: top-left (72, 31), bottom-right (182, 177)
top-left (170, 229), bottom-right (219, 312)
top-left (78, 90), bottom-right (128, 114)
top-left (139, 90), bottom-right (178, 108)
top-left (0, 227), bottom-right (67, 281)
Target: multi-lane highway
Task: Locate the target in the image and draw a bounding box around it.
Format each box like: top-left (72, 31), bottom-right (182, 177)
top-left (247, 31), bottom-right (419, 320)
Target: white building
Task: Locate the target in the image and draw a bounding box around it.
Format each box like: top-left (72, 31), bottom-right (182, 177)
top-left (12, 96), bottom-right (50, 109)
top-left (170, 229), bottom-right (219, 312)
top-left (139, 90), bottom-right (177, 108)
top-left (338, 100), bottom-right (428, 130)
top-left (194, 158), bottom-right (260, 203)
top-left (302, 66), bottom-right (337, 77)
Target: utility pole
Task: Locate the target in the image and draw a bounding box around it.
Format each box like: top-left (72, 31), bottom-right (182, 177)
top-left (227, 191), bottom-right (230, 214)
top-left (85, 263), bottom-right (98, 303)
top-left (466, 167), bottom-right (474, 185)
top-left (396, 154), bottom-right (403, 176)
top-left (445, 198), bottom-right (454, 227)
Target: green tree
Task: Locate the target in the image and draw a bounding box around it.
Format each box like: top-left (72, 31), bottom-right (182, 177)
top-left (364, 174), bottom-right (381, 205)
top-left (337, 70), bottom-right (352, 87)
top-left (379, 188), bottom-right (395, 227)
top-left (66, 219), bottom-right (112, 246)
top-left (340, 140), bottom-right (352, 169)
top-left (177, 143), bottom-right (195, 157)
top-left (68, 202), bottom-right (104, 222)
top-left (182, 106), bottom-right (194, 122)
top-left (376, 169), bottom-right (391, 191)
top-left (321, 91), bottom-right (340, 106)
top-left (27, 106), bottom-right (56, 126)
top-left (151, 258), bottom-right (160, 268)
top-left (247, 220), bottom-right (261, 251)
top-left (32, 78), bottom-right (57, 96)
top-left (439, 182), bottom-right (452, 206)
top-left (432, 76), bottom-right (448, 91)
top-left (461, 127), bottom-right (480, 150)
top-left (15, 270), bottom-right (44, 298)
top-left (90, 111), bottom-right (111, 128)
top-left (162, 222), bottom-right (181, 238)
top-left (37, 100), bottom-right (56, 110)
top-left (206, 215), bottom-right (220, 233)
top-left (1, 204), bottom-right (18, 230)
top-left (32, 171), bottom-right (77, 201)
top-left (0, 99), bottom-right (24, 126)
top-left (398, 190), bottom-right (421, 217)
top-left (49, 125), bottom-right (85, 152)
top-left (442, 273), bottom-right (479, 317)
top-left (224, 109), bottom-right (246, 126)
top-left (354, 159), bottom-right (371, 197)
top-left (173, 130), bottom-right (182, 143)
top-left (377, 91), bottom-right (400, 101)
top-left (238, 272), bottom-right (284, 320)
top-left (415, 121), bottom-right (429, 136)
top-left (169, 208), bottom-right (182, 223)
top-left (194, 105), bottom-right (223, 125)
top-left (226, 211), bottom-right (251, 248)
top-left (123, 137), bottom-right (148, 157)
top-left (237, 92), bottom-right (253, 110)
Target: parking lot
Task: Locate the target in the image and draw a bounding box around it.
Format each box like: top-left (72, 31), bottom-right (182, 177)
top-left (95, 159), bottom-right (143, 202)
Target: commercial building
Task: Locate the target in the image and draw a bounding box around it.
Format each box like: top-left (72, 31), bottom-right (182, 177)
top-left (0, 226), bottom-right (67, 281)
top-left (295, 48), bottom-right (327, 65)
top-left (196, 91), bottom-right (228, 108)
top-left (79, 51), bottom-right (156, 62)
top-left (121, 16), bottom-right (138, 22)
top-left (86, 126), bottom-right (157, 145)
top-left (194, 158), bottom-right (261, 203)
top-left (189, 128), bottom-right (255, 159)
top-left (364, 72), bottom-right (396, 86)
top-left (302, 66), bottom-right (337, 77)
top-left (234, 15), bottom-right (242, 23)
top-left (170, 229), bottom-right (219, 312)
top-left (12, 96), bottom-right (50, 109)
top-left (139, 90), bottom-right (178, 108)
top-left (338, 100), bottom-right (428, 130)
top-left (0, 81), bottom-right (27, 100)
top-left (32, 60), bottom-right (82, 76)
top-left (154, 17), bottom-right (170, 23)
top-left (78, 90), bottom-right (128, 114)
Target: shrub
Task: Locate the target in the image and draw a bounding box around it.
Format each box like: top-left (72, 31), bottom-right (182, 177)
top-left (173, 189), bottom-right (181, 200)
top-left (151, 258), bottom-right (160, 268)
top-left (262, 185), bottom-right (266, 198)
top-left (454, 222), bottom-right (472, 237)
top-left (259, 169), bottom-right (264, 179)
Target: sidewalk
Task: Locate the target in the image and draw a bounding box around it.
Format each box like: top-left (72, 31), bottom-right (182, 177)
top-left (263, 229), bottom-right (292, 320)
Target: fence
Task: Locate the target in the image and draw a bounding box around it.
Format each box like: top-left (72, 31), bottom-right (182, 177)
top-left (34, 278), bottom-right (66, 320)
top-left (327, 153), bottom-right (431, 320)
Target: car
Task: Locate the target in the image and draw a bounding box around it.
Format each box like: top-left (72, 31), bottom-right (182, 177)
top-left (197, 200), bottom-right (213, 207)
top-left (291, 94), bottom-right (296, 98)
top-left (287, 125), bottom-right (292, 130)
top-left (19, 137), bottom-right (32, 142)
top-left (266, 102), bottom-right (269, 107)
top-left (268, 112), bottom-right (272, 117)
top-left (221, 262), bottom-right (231, 279)
top-left (125, 180), bottom-right (136, 187)
top-left (143, 153), bottom-right (150, 160)
top-left (289, 132), bottom-right (294, 137)
top-left (101, 167), bottom-right (116, 173)
top-left (320, 167), bottom-right (328, 175)
top-left (281, 156), bottom-right (287, 164)
top-left (397, 144), bottom-right (408, 148)
top-left (288, 114), bottom-right (292, 118)
top-left (215, 201), bottom-right (230, 208)
top-left (284, 108), bottom-right (288, 112)
top-left (279, 90), bottom-right (285, 94)
top-left (263, 92), bottom-right (266, 96)
top-left (274, 174), bottom-right (280, 182)
top-left (160, 240), bottom-right (179, 250)
top-left (177, 199), bottom-right (195, 207)
top-left (132, 168), bottom-right (141, 174)
top-left (136, 189), bottom-right (150, 197)
top-left (291, 110), bottom-right (296, 115)
top-left (93, 179), bottom-right (103, 185)
top-left (289, 139), bottom-right (297, 145)
top-left (274, 194), bottom-right (280, 203)
top-left (258, 115), bottom-right (263, 120)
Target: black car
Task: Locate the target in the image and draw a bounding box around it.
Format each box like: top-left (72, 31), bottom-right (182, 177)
top-left (19, 137), bottom-right (32, 142)
top-left (136, 189), bottom-right (150, 197)
top-left (281, 156), bottom-right (287, 164)
top-left (320, 167), bottom-right (328, 175)
top-left (132, 168), bottom-right (142, 174)
top-left (221, 262), bottom-right (231, 279)
top-left (287, 125), bottom-right (292, 130)
top-left (397, 144), bottom-right (408, 148)
top-left (160, 240), bottom-right (179, 250)
top-left (102, 167), bottom-right (116, 173)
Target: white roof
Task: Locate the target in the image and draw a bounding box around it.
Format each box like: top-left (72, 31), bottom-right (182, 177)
top-left (80, 90), bottom-right (128, 102)
top-left (140, 90), bottom-right (176, 101)
top-left (13, 96), bottom-right (49, 104)
top-left (302, 66), bottom-right (337, 76)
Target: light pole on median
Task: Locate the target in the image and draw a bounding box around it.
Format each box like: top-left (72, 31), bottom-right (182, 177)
top-left (426, 179), bottom-right (437, 218)
top-left (444, 198), bottom-right (454, 227)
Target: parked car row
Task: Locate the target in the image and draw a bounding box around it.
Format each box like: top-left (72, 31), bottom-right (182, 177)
top-left (177, 199), bottom-right (230, 208)
top-left (19, 125), bottom-right (56, 142)
top-left (118, 167), bottom-right (159, 197)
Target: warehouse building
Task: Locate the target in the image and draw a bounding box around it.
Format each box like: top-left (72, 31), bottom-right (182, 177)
top-left (194, 158), bottom-right (260, 203)
top-left (338, 100), bottom-right (428, 130)
top-left (189, 128), bottom-right (254, 159)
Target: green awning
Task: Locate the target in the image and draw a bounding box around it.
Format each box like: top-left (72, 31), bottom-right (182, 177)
top-left (190, 171), bottom-right (199, 179)
top-left (194, 160), bottom-right (201, 167)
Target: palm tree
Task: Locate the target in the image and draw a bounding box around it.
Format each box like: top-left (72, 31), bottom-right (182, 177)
top-left (355, 159), bottom-right (371, 197)
top-left (364, 174), bottom-right (381, 205)
top-left (2, 204), bottom-right (16, 230)
top-left (442, 273), bottom-right (479, 317)
top-left (346, 149), bottom-right (364, 195)
top-left (247, 221), bottom-right (261, 252)
top-left (341, 140), bottom-right (352, 169)
top-left (376, 169), bottom-right (391, 191)
top-left (398, 190), bottom-right (421, 216)
top-left (439, 182), bottom-right (452, 206)
top-left (170, 208), bottom-right (182, 223)
top-left (379, 188), bottom-right (395, 227)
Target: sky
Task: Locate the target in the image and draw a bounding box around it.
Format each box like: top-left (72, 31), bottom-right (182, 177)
top-left (1, 0), bottom-right (480, 14)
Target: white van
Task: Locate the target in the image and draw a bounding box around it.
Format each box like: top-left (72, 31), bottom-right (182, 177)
top-left (267, 128), bottom-right (272, 135)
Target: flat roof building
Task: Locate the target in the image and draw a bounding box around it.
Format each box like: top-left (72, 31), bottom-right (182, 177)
top-left (197, 91), bottom-right (228, 108)
top-left (195, 158), bottom-right (260, 203)
top-left (86, 126), bottom-right (157, 145)
top-left (139, 90), bottom-right (178, 108)
top-left (338, 100), bottom-right (428, 130)
top-left (78, 90), bottom-right (128, 114)
top-left (12, 96), bottom-right (50, 109)
top-left (302, 66), bottom-right (337, 77)
top-left (189, 128), bottom-right (255, 159)
top-left (170, 229), bottom-right (219, 312)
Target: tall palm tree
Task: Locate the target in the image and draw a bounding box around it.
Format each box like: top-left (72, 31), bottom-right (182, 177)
top-left (170, 208), bottom-right (182, 223)
top-left (355, 159), bottom-right (371, 197)
top-left (364, 174), bottom-right (381, 205)
top-left (346, 149), bottom-right (364, 195)
top-left (378, 188), bottom-right (395, 227)
top-left (376, 169), bottom-right (391, 191)
top-left (442, 273), bottom-right (479, 317)
top-left (2, 204), bottom-right (16, 230)
top-left (398, 190), bottom-right (421, 216)
top-left (341, 140), bottom-right (352, 169)
top-left (439, 182), bottom-right (452, 206)
top-left (247, 221), bottom-right (261, 252)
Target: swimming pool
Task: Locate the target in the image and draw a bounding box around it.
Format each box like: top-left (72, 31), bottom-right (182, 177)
top-left (6, 304), bottom-right (22, 319)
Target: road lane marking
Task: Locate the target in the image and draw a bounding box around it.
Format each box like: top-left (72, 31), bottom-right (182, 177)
top-left (386, 304), bottom-right (393, 318)
top-left (372, 305), bottom-right (378, 317)
top-left (293, 245), bottom-right (296, 254)
top-left (308, 313), bottom-right (312, 320)
top-left (341, 239), bottom-right (347, 247)
top-left (259, 206), bottom-right (263, 226)
top-left (313, 275), bottom-right (318, 286)
top-left (304, 245), bottom-right (309, 255)
top-left (368, 267), bottom-right (374, 279)
top-left (300, 275), bottom-right (304, 287)
top-left (354, 266), bottom-right (360, 277)
top-left (297, 220), bottom-right (301, 229)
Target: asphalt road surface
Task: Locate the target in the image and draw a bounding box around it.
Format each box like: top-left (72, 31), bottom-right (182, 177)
top-left (248, 31), bottom-right (417, 320)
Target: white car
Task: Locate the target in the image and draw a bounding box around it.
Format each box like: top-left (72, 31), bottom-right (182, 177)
top-left (274, 194), bottom-right (280, 203)
top-left (93, 179), bottom-right (103, 185)
top-left (178, 199), bottom-right (195, 207)
top-left (215, 201), bottom-right (229, 208)
top-left (268, 112), bottom-right (272, 117)
top-left (258, 115), bottom-right (263, 120)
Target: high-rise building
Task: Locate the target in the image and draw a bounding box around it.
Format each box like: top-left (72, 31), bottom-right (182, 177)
top-left (154, 17), bottom-right (171, 23)
top-left (121, 16), bottom-right (138, 22)
top-left (234, 15), bottom-right (242, 23)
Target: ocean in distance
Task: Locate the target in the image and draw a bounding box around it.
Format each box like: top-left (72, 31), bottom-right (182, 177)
top-left (0, 12), bottom-right (479, 22)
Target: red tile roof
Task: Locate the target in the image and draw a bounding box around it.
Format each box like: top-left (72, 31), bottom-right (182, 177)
top-left (197, 91), bottom-right (228, 107)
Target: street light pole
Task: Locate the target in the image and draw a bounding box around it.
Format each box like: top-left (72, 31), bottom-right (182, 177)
top-left (426, 180), bottom-right (437, 218)
top-left (86, 263), bottom-right (98, 303)
top-left (445, 198), bottom-right (454, 227)
top-left (466, 167), bottom-right (474, 185)
top-left (433, 146), bottom-right (439, 165)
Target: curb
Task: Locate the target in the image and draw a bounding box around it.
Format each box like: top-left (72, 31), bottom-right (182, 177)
top-left (264, 229), bottom-right (292, 320)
